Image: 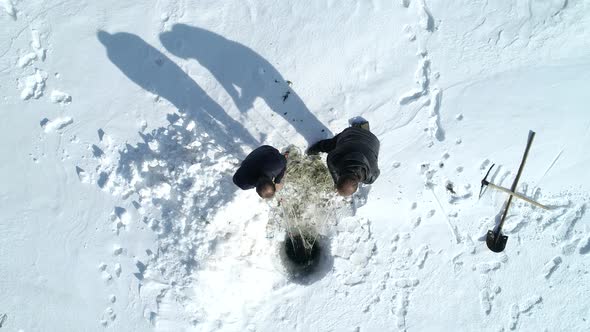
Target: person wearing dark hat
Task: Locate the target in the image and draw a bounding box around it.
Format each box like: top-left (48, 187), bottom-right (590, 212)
top-left (306, 121), bottom-right (380, 196)
top-left (233, 145), bottom-right (288, 199)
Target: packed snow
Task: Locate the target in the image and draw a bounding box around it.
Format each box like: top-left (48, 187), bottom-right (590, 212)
top-left (1, 0), bottom-right (590, 331)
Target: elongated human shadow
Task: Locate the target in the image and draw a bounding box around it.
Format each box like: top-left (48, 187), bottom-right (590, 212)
top-left (97, 31), bottom-right (258, 150)
top-left (159, 24), bottom-right (332, 144)
top-left (97, 32), bottom-right (263, 280)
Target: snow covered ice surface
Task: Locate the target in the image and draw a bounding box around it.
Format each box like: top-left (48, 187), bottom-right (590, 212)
top-left (1, 0), bottom-right (590, 331)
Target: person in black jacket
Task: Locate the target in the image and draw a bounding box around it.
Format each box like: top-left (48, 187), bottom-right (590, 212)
top-left (307, 121), bottom-right (380, 196)
top-left (233, 145), bottom-right (287, 199)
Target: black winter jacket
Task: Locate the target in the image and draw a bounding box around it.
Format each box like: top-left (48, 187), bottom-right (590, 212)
top-left (233, 145), bottom-right (287, 190)
top-left (312, 127), bottom-right (380, 184)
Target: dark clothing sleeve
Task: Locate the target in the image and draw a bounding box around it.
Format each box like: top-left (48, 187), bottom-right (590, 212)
top-left (233, 167), bottom-right (255, 190)
top-left (326, 127), bottom-right (380, 185)
top-left (232, 145), bottom-right (287, 190)
top-left (307, 134), bottom-right (340, 154)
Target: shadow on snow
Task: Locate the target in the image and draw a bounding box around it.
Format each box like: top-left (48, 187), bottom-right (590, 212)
top-left (97, 27), bottom-right (330, 281)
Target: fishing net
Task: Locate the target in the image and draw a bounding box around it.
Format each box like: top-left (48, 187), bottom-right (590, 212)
top-left (269, 147), bottom-right (344, 259)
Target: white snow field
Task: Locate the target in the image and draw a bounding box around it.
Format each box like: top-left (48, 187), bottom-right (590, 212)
top-left (1, 0), bottom-right (590, 331)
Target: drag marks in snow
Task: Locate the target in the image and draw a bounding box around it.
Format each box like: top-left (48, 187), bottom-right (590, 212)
top-left (398, 0), bottom-right (444, 143)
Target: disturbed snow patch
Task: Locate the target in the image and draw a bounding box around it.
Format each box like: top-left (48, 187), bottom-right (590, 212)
top-left (88, 113), bottom-right (246, 286)
top-left (269, 148), bottom-right (343, 284)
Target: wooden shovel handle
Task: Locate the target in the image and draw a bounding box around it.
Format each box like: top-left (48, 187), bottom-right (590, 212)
top-left (497, 131), bottom-right (536, 231)
top-left (485, 181), bottom-right (548, 210)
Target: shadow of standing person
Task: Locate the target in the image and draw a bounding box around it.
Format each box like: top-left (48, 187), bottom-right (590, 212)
top-left (159, 24), bottom-right (332, 145)
top-left (97, 31), bottom-right (258, 151)
top-left (97, 30), bottom-right (261, 231)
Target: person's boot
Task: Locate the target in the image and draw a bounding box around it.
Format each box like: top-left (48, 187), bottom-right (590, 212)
top-left (351, 121), bottom-right (370, 131)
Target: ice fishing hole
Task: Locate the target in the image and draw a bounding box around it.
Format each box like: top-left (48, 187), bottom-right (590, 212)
top-left (285, 233), bottom-right (320, 266)
top-left (279, 233), bottom-right (333, 285)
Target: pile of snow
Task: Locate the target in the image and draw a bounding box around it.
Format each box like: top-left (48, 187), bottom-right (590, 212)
top-left (1, 0), bottom-right (590, 331)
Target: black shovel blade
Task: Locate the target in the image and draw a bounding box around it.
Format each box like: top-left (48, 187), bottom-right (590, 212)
top-left (486, 230), bottom-right (508, 253)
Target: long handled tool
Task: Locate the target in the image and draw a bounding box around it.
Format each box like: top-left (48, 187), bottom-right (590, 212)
top-left (482, 179), bottom-right (548, 210)
top-left (480, 164), bottom-right (549, 210)
top-left (486, 130), bottom-right (536, 253)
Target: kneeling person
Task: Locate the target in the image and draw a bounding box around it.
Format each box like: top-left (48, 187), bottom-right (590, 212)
top-left (233, 145), bottom-right (287, 199)
top-left (307, 121), bottom-right (380, 196)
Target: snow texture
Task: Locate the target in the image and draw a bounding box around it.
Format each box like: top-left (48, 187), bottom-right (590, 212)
top-left (50, 90), bottom-right (72, 104)
top-left (1, 0), bottom-right (590, 331)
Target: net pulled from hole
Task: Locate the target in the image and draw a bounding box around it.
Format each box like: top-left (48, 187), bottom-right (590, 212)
top-left (270, 147), bottom-right (344, 251)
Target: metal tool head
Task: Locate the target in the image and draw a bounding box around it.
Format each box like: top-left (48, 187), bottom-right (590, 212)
top-left (479, 164), bottom-right (496, 199)
top-left (486, 230), bottom-right (508, 253)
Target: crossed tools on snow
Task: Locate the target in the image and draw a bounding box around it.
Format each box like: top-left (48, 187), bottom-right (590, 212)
top-left (479, 131), bottom-right (549, 253)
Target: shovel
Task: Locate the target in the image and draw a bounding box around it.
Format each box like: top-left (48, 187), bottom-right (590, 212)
top-left (486, 130), bottom-right (535, 253)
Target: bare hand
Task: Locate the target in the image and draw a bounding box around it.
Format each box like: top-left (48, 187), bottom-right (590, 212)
top-left (275, 182), bottom-right (284, 191)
